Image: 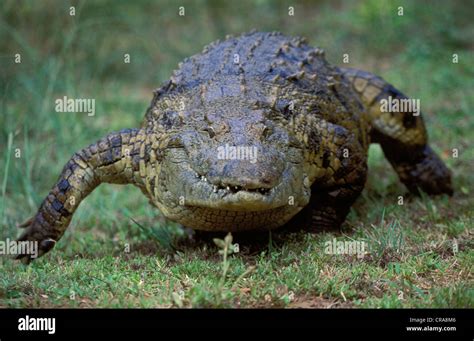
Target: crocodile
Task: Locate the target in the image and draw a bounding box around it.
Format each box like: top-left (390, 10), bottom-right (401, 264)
top-left (15, 31), bottom-right (453, 262)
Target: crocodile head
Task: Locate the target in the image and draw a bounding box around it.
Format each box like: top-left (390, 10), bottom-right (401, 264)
top-left (152, 89), bottom-right (311, 231)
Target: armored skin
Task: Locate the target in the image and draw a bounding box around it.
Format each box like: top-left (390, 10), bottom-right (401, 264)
top-left (16, 31), bottom-right (453, 262)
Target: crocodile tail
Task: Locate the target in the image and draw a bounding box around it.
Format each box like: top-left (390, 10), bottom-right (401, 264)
top-left (339, 67), bottom-right (453, 196)
top-left (15, 128), bottom-right (147, 263)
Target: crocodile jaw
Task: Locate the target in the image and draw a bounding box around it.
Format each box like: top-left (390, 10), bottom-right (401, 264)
top-left (154, 155), bottom-right (310, 231)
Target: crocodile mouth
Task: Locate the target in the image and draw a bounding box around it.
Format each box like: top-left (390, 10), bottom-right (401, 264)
top-left (154, 145), bottom-right (310, 230)
top-left (157, 165), bottom-right (310, 212)
top-left (184, 170), bottom-right (280, 210)
top-left (195, 171), bottom-right (272, 194)
top-left (156, 168), bottom-right (309, 231)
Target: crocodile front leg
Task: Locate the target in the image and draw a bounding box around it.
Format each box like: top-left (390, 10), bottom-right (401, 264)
top-left (293, 117), bottom-right (368, 231)
top-left (307, 182), bottom-right (365, 230)
top-left (15, 128), bottom-right (150, 263)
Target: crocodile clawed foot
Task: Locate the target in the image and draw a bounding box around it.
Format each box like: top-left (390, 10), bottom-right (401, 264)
top-left (14, 216), bottom-right (58, 264)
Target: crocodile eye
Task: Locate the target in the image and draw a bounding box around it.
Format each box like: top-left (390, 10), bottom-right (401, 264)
top-left (159, 111), bottom-right (182, 129)
top-left (203, 126), bottom-right (216, 138)
top-left (274, 99), bottom-right (293, 118)
top-left (262, 126), bottom-right (271, 138)
top-left (167, 135), bottom-right (185, 148)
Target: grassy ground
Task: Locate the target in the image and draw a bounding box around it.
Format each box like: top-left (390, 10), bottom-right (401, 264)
top-left (0, 0), bottom-right (473, 308)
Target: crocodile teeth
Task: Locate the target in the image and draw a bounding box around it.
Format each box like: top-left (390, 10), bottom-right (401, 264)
top-left (226, 186), bottom-right (230, 191)
top-left (213, 185), bottom-right (218, 193)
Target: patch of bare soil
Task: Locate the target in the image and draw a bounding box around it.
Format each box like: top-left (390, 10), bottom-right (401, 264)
top-left (288, 295), bottom-right (353, 309)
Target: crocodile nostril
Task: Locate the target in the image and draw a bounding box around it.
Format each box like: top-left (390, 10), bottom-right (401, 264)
top-left (203, 126), bottom-right (216, 138)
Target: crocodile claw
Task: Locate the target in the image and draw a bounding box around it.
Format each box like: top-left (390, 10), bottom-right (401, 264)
top-left (14, 217), bottom-right (58, 264)
top-left (17, 216), bottom-right (34, 228)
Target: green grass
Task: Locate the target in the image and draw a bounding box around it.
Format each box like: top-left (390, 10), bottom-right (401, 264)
top-left (0, 0), bottom-right (473, 308)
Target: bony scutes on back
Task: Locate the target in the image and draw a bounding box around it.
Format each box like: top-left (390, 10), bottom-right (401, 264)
top-left (14, 31), bottom-right (452, 263)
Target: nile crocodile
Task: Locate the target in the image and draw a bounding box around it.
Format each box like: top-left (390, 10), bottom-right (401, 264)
top-left (16, 31), bottom-right (453, 262)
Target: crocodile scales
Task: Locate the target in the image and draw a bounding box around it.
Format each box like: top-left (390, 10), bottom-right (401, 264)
top-left (16, 31), bottom-right (453, 262)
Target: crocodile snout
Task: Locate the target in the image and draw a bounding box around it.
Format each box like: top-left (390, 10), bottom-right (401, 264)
top-left (205, 157), bottom-right (283, 193)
